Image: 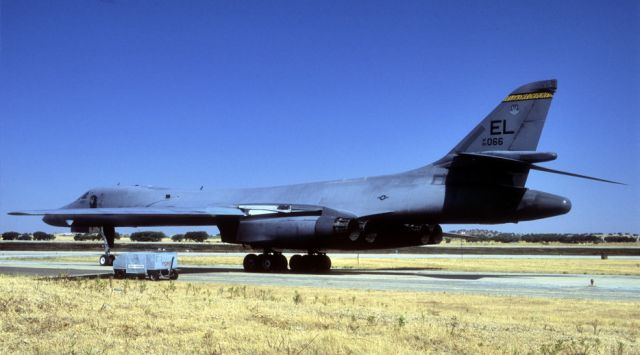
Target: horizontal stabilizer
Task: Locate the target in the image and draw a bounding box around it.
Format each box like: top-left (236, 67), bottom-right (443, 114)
top-left (465, 151), bottom-right (558, 163)
top-left (529, 165), bottom-right (625, 185)
top-left (442, 152), bottom-right (624, 186)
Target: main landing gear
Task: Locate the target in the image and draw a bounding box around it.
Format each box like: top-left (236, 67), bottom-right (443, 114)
top-left (98, 226), bottom-right (116, 266)
top-left (243, 251), bottom-right (288, 272)
top-left (242, 250), bottom-right (331, 273)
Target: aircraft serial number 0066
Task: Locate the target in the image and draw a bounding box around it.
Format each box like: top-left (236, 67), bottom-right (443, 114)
top-left (10, 79), bottom-right (622, 273)
top-left (482, 137), bottom-right (504, 146)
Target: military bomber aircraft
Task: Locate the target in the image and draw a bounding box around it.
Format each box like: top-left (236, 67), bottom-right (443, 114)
top-left (10, 80), bottom-right (622, 272)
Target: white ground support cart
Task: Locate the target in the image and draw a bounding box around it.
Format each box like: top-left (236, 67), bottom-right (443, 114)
top-left (112, 252), bottom-right (179, 281)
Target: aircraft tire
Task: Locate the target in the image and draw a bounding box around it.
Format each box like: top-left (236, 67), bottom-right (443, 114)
top-left (260, 254), bottom-right (274, 272)
top-left (114, 269), bottom-right (125, 279)
top-left (301, 255), bottom-right (312, 272)
top-left (109, 255), bottom-right (116, 264)
top-left (149, 271), bottom-right (160, 281)
top-left (243, 254), bottom-right (259, 272)
top-left (99, 255), bottom-right (109, 266)
top-left (318, 255), bottom-right (331, 272)
top-left (169, 270), bottom-right (179, 280)
top-left (289, 254), bottom-right (303, 272)
top-left (276, 254), bottom-right (288, 271)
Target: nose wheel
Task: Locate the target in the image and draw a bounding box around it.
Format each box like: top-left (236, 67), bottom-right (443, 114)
top-left (99, 254), bottom-right (115, 266)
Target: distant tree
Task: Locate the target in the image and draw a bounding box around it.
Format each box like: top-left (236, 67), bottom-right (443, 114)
top-left (73, 233), bottom-right (121, 241)
top-left (2, 231), bottom-right (20, 240)
top-left (74, 233), bottom-right (101, 241)
top-left (184, 231), bottom-right (209, 242)
top-left (492, 234), bottom-right (520, 243)
top-left (171, 234), bottom-right (185, 242)
top-left (604, 236), bottom-right (637, 243)
top-left (184, 231), bottom-right (209, 243)
top-left (129, 231), bottom-right (166, 242)
top-left (463, 235), bottom-right (490, 243)
top-left (567, 234), bottom-right (602, 244)
top-left (33, 231), bottom-right (55, 241)
top-left (17, 233), bottom-right (32, 241)
top-left (522, 234), bottom-right (568, 243)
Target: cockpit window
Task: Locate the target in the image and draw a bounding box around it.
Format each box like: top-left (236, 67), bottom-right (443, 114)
top-left (89, 195), bottom-right (98, 208)
top-left (79, 192), bottom-right (90, 200)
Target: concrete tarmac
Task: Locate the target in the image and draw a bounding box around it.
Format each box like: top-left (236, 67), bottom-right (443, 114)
top-left (1, 251), bottom-right (638, 301)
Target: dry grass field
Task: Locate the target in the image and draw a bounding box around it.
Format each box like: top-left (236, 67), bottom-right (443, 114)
top-left (0, 275), bottom-right (638, 354)
top-left (13, 254), bottom-right (640, 276)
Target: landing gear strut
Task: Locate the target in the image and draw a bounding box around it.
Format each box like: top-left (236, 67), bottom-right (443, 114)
top-left (243, 250), bottom-right (288, 272)
top-left (98, 226), bottom-right (116, 266)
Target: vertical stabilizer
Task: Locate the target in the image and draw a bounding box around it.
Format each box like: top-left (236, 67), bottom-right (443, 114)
top-left (448, 79), bottom-right (557, 154)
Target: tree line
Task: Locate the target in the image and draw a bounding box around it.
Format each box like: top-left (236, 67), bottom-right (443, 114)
top-left (1, 231), bottom-right (215, 243)
top-left (445, 230), bottom-right (639, 244)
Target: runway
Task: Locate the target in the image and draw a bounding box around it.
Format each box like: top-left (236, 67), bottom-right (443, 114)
top-left (1, 251), bottom-right (639, 301)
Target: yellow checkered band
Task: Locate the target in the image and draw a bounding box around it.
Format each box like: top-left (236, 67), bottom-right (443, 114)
top-left (503, 92), bottom-right (553, 102)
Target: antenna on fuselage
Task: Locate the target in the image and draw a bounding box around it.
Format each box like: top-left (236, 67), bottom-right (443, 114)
top-left (200, 185), bottom-right (204, 191)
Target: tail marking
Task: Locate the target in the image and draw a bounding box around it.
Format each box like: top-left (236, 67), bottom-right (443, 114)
top-left (503, 92), bottom-right (553, 102)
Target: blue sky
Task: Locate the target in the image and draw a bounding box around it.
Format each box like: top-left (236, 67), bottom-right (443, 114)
top-left (1, 0), bottom-right (638, 235)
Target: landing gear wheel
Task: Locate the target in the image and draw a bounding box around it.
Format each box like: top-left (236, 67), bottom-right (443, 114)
top-left (290, 254), bottom-right (303, 272)
top-left (289, 253), bottom-right (331, 272)
top-left (276, 254), bottom-right (288, 271)
top-left (114, 269), bottom-right (125, 279)
top-left (99, 254), bottom-right (111, 266)
top-left (301, 255), bottom-right (312, 271)
top-left (318, 254), bottom-right (332, 272)
top-left (260, 255), bottom-right (274, 272)
top-left (243, 254), bottom-right (259, 272)
top-left (109, 255), bottom-right (115, 264)
top-left (150, 271), bottom-right (160, 281)
top-left (169, 270), bottom-right (179, 280)
top-left (243, 251), bottom-right (290, 273)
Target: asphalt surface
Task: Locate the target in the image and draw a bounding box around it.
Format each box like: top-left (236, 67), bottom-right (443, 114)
top-left (1, 251), bottom-right (639, 301)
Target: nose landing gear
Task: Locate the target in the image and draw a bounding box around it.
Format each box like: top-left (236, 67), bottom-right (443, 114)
top-left (98, 226), bottom-right (116, 266)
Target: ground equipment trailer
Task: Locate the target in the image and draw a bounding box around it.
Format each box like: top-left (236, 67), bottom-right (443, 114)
top-left (113, 252), bottom-right (179, 281)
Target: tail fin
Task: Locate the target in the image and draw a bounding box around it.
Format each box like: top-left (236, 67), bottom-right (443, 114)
top-left (448, 79), bottom-right (557, 154)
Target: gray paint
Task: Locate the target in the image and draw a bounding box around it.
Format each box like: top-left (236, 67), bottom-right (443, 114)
top-left (11, 80), bottom-right (620, 251)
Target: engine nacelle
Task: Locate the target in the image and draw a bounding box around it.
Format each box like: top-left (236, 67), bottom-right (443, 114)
top-left (234, 215), bottom-right (357, 248)
top-left (341, 223), bottom-right (444, 249)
